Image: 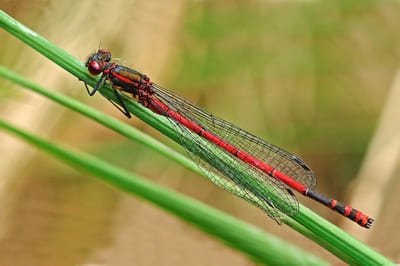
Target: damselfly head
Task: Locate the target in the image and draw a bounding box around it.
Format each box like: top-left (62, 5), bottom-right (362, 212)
top-left (85, 49), bottom-right (112, 76)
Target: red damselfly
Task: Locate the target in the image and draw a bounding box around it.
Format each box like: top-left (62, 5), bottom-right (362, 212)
top-left (83, 49), bottom-right (374, 228)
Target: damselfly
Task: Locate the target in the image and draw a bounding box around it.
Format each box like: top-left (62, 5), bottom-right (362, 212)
top-left (83, 49), bottom-right (374, 228)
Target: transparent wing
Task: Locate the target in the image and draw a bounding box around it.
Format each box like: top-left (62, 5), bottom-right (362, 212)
top-left (149, 83), bottom-right (309, 219)
top-left (151, 83), bottom-right (316, 188)
top-left (160, 108), bottom-right (287, 222)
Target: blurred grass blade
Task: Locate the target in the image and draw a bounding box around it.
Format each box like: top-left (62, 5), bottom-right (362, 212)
top-left (0, 9), bottom-right (395, 265)
top-left (0, 119), bottom-right (328, 266)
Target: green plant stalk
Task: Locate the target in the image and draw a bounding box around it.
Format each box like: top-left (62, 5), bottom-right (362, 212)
top-left (0, 119), bottom-right (328, 266)
top-left (0, 10), bottom-right (394, 265)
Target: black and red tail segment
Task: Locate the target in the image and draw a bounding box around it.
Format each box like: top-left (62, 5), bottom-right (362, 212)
top-left (305, 189), bottom-right (374, 228)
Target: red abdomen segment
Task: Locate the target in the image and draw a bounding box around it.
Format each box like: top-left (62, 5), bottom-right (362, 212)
top-left (148, 96), bottom-right (374, 228)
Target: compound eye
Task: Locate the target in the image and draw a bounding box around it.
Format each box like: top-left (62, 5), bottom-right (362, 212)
top-left (87, 60), bottom-right (102, 75)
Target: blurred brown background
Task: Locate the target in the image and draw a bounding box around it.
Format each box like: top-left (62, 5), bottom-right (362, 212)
top-left (1, 0), bottom-right (400, 265)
